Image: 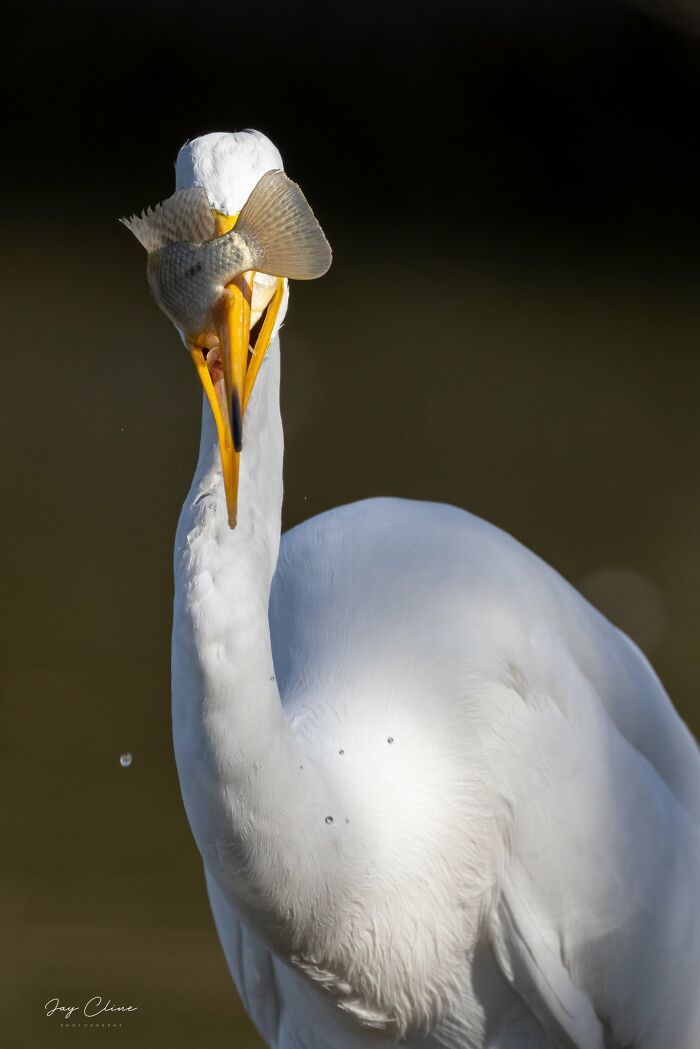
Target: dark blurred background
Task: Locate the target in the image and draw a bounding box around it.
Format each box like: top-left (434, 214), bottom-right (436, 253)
top-left (2, 2), bottom-right (699, 1046)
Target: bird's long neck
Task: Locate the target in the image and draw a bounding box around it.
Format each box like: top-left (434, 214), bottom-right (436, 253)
top-left (172, 337), bottom-right (343, 949)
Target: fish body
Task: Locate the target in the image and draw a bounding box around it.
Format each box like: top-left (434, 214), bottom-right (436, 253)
top-left (147, 231), bottom-right (255, 336)
top-left (123, 170), bottom-right (331, 339)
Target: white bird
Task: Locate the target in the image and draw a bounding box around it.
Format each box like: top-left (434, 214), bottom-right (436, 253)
top-left (164, 131), bottom-right (700, 1049)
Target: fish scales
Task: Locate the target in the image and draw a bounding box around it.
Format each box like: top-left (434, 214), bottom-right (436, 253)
top-left (148, 232), bottom-right (255, 337)
top-left (123, 170), bottom-right (332, 340)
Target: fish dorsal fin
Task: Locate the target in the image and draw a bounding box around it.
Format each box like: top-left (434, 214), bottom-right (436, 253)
top-left (121, 187), bottom-right (217, 253)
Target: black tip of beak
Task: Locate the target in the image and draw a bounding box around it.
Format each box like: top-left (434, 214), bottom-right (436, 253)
top-left (231, 390), bottom-right (243, 453)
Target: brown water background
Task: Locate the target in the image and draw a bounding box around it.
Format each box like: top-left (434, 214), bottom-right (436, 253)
top-left (3, 3), bottom-right (700, 1047)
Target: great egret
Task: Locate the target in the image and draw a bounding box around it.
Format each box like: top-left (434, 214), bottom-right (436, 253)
top-left (138, 130), bottom-right (700, 1049)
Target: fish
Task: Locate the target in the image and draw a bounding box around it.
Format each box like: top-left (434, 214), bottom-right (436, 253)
top-left (122, 169), bottom-right (332, 338)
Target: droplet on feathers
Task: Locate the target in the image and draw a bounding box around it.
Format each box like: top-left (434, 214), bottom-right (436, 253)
top-left (120, 752), bottom-right (132, 768)
top-left (325, 816), bottom-right (334, 824)
top-left (338, 749), bottom-right (344, 755)
top-left (387, 736), bottom-right (394, 744)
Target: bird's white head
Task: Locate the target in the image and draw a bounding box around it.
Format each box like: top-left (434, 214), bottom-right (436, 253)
top-left (167, 131), bottom-right (306, 525)
top-left (176, 129), bottom-right (284, 216)
top-left (124, 128), bottom-right (330, 525)
top-left (175, 128), bottom-right (290, 334)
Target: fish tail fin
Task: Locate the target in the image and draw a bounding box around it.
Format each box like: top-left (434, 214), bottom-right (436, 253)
top-left (121, 187), bottom-right (216, 253)
top-left (234, 170), bottom-right (332, 280)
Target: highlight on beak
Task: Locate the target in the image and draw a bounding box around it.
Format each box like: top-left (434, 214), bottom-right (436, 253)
top-left (216, 276), bottom-right (251, 458)
top-left (188, 210), bottom-right (284, 528)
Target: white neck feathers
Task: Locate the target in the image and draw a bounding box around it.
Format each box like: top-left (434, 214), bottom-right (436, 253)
top-left (171, 338), bottom-right (343, 947)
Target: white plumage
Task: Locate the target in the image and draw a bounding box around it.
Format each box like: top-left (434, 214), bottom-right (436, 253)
top-left (170, 131), bottom-right (700, 1049)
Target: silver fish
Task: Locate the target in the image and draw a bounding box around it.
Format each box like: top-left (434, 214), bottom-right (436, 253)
top-left (122, 169), bottom-right (332, 338)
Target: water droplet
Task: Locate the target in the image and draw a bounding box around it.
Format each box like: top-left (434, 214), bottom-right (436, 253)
top-left (387, 736), bottom-right (394, 744)
top-left (119, 752), bottom-right (132, 768)
top-left (299, 765), bottom-right (304, 770)
top-left (338, 748), bottom-right (344, 755)
top-left (325, 816), bottom-right (334, 824)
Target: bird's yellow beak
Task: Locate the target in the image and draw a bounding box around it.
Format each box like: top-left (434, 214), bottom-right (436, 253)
top-left (187, 211), bottom-right (284, 528)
